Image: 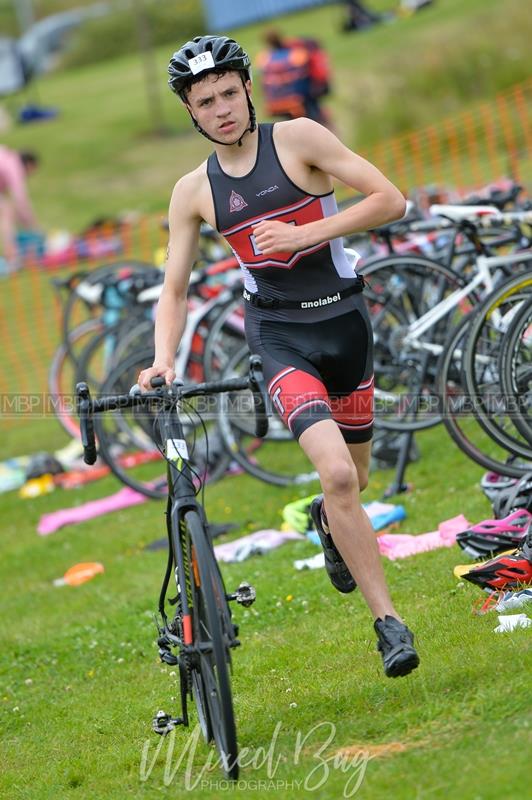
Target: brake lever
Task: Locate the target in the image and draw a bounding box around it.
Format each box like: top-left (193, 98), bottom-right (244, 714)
top-left (76, 382), bottom-right (97, 465)
top-left (248, 354), bottom-right (269, 438)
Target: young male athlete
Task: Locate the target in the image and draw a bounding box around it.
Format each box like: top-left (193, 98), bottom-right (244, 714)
top-left (139, 35), bottom-right (420, 678)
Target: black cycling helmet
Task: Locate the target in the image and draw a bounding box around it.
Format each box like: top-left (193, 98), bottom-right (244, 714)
top-left (168, 35), bottom-right (256, 146)
top-left (479, 470), bottom-right (517, 503)
top-left (456, 528), bottom-right (528, 560)
top-left (168, 35), bottom-right (251, 97)
top-left (492, 472), bottom-right (532, 519)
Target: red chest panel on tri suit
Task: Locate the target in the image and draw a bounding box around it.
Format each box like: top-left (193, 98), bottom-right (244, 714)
top-left (206, 123), bottom-right (360, 305)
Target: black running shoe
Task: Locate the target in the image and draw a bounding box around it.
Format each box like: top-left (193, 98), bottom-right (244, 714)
top-left (310, 495), bottom-right (356, 594)
top-left (374, 615), bottom-right (420, 678)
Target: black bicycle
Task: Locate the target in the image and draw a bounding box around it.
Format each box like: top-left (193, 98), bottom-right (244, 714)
top-left (76, 355), bottom-right (268, 779)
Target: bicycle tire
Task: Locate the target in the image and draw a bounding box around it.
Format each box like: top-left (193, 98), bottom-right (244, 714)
top-left (176, 508), bottom-right (213, 745)
top-left (186, 509), bottom-right (238, 779)
top-left (190, 668), bottom-right (213, 745)
top-left (436, 313), bottom-right (532, 477)
top-left (359, 254), bottom-right (475, 432)
top-left (62, 260), bottom-right (160, 366)
top-left (74, 313), bottom-right (150, 392)
top-left (462, 270), bottom-right (532, 458)
top-left (500, 298), bottom-right (532, 444)
top-left (48, 318), bottom-right (103, 438)
top-left (218, 344), bottom-right (319, 486)
top-left (202, 294), bottom-right (246, 381)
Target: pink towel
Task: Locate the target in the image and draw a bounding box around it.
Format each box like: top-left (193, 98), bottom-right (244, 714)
top-left (37, 487), bottom-right (147, 535)
top-left (377, 514), bottom-right (470, 560)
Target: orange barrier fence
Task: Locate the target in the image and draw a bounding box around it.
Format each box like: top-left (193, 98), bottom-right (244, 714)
top-left (0, 78), bottom-right (530, 437)
top-left (362, 78), bottom-right (531, 201)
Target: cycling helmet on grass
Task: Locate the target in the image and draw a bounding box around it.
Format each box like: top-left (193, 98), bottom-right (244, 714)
top-left (456, 530), bottom-right (528, 560)
top-left (456, 510), bottom-right (532, 559)
top-left (461, 524), bottom-right (532, 591)
top-left (480, 470), bottom-right (517, 503)
top-left (492, 472), bottom-right (532, 519)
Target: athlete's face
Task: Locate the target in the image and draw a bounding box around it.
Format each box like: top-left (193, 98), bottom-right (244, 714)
top-left (185, 71), bottom-right (252, 142)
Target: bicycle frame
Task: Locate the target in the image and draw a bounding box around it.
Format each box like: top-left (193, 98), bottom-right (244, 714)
top-left (402, 250), bottom-right (532, 355)
top-left (174, 286), bottom-right (241, 378)
top-left (155, 403), bottom-right (219, 728)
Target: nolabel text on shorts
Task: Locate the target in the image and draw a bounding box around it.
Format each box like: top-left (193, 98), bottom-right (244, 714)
top-left (300, 292), bottom-right (341, 308)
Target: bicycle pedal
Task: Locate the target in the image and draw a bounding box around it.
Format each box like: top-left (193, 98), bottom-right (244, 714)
top-left (152, 710), bottom-right (184, 735)
top-left (234, 581), bottom-right (256, 607)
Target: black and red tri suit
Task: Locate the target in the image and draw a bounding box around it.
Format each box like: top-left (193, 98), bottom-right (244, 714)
top-left (206, 123), bottom-right (373, 443)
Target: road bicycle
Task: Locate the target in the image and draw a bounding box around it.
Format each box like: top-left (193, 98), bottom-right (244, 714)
top-left (88, 281), bottom-right (246, 499)
top-left (359, 206), bottom-right (532, 433)
top-left (76, 355), bottom-right (268, 779)
top-left (50, 259), bottom-right (243, 459)
top-left (49, 261), bottom-right (162, 437)
top-left (500, 298), bottom-right (532, 444)
top-left (437, 270), bottom-right (532, 476)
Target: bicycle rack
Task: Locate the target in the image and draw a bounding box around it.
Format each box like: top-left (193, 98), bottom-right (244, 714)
top-left (383, 429), bottom-right (416, 498)
top-left (382, 351), bottom-right (431, 499)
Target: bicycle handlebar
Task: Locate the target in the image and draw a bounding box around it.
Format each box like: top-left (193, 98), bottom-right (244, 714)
top-left (75, 354), bottom-right (269, 465)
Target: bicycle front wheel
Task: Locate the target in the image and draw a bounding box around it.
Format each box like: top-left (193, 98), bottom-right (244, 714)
top-left (218, 344), bottom-right (319, 486)
top-left (187, 509), bottom-right (238, 779)
top-left (360, 254), bottom-right (474, 431)
top-left (462, 270), bottom-right (532, 459)
top-left (500, 299), bottom-right (532, 444)
top-left (436, 313), bottom-right (531, 477)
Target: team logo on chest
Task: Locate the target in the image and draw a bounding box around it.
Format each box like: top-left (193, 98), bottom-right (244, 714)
top-left (229, 190), bottom-right (248, 213)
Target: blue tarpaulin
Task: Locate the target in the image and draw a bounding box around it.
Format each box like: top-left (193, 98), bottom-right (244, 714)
top-left (201, 0), bottom-right (334, 32)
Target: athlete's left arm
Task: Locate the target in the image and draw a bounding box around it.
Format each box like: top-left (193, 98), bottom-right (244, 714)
top-left (252, 118), bottom-right (406, 255)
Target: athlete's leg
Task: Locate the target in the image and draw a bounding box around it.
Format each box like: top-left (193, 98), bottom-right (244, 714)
top-left (346, 440), bottom-right (371, 492)
top-left (299, 418), bottom-right (400, 621)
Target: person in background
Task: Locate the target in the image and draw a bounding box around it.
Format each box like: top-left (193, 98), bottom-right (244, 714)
top-left (342, 0), bottom-right (434, 31)
top-left (256, 30), bottom-right (332, 128)
top-left (401, 0), bottom-right (434, 14)
top-left (0, 146), bottom-right (39, 269)
top-left (342, 0), bottom-right (386, 32)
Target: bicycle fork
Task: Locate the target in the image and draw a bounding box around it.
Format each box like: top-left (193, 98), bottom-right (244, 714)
top-left (152, 503), bottom-right (257, 736)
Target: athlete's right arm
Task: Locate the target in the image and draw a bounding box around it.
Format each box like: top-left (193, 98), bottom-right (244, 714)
top-left (138, 174), bottom-right (202, 390)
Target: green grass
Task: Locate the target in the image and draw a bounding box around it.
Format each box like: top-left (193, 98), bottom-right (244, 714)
top-left (1, 425), bottom-right (531, 799)
top-left (1, 0), bottom-right (530, 231)
top-left (1, 3), bottom-right (531, 797)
